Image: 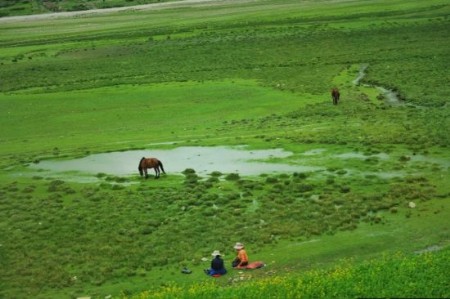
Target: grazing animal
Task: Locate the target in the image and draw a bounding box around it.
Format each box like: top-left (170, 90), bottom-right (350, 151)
top-left (331, 88), bottom-right (340, 105)
top-left (138, 157), bottom-right (166, 179)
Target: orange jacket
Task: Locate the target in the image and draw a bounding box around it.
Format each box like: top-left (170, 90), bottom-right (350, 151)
top-left (237, 249), bottom-right (248, 266)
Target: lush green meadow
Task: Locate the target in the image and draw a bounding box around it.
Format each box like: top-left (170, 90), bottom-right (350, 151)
top-left (0, 0), bottom-right (449, 298)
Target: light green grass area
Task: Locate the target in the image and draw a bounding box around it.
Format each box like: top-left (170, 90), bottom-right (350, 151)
top-left (0, 0), bottom-right (449, 298)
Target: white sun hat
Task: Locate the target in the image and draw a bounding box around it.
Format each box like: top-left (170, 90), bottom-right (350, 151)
top-left (211, 250), bottom-right (222, 257)
top-left (233, 242), bottom-right (244, 250)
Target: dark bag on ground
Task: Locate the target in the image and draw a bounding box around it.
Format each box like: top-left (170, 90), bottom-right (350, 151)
top-left (232, 258), bottom-right (241, 268)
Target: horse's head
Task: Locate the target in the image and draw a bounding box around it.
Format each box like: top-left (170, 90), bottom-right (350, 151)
top-left (138, 157), bottom-right (145, 176)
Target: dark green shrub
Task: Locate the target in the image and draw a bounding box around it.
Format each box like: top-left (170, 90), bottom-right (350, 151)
top-left (266, 177), bottom-right (278, 184)
top-left (297, 184), bottom-right (314, 193)
top-left (47, 180), bottom-right (65, 192)
top-left (326, 176), bottom-right (335, 184)
top-left (210, 171), bottom-right (222, 177)
top-left (112, 184), bottom-right (124, 190)
top-left (336, 169), bottom-right (348, 175)
top-left (184, 173), bottom-right (199, 185)
top-left (182, 168), bottom-right (196, 175)
top-left (206, 176), bottom-right (219, 184)
top-left (340, 185), bottom-right (351, 193)
top-left (225, 173), bottom-right (240, 181)
top-left (293, 172), bottom-right (308, 179)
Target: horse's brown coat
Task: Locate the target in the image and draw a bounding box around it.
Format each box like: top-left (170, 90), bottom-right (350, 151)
top-left (331, 88), bottom-right (340, 105)
top-left (138, 157), bottom-right (165, 178)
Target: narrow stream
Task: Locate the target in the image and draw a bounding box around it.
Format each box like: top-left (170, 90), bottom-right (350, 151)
top-left (352, 64), bottom-right (368, 86)
top-left (353, 64), bottom-right (404, 106)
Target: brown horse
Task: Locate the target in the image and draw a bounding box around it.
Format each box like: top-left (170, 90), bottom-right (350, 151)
top-left (138, 157), bottom-right (166, 179)
top-left (331, 88), bottom-right (340, 105)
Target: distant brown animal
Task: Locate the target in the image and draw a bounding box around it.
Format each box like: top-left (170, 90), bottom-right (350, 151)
top-left (138, 157), bottom-right (165, 179)
top-left (331, 88), bottom-right (340, 105)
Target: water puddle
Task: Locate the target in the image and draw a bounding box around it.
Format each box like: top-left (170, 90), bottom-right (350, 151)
top-left (334, 151), bottom-right (449, 171)
top-left (30, 146), bottom-right (321, 178)
top-left (408, 154), bottom-right (450, 168)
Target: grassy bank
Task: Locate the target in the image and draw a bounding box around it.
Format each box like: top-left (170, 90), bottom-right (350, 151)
top-left (126, 248), bottom-right (450, 298)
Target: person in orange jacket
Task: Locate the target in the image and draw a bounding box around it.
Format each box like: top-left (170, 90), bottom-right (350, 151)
top-left (232, 242), bottom-right (248, 268)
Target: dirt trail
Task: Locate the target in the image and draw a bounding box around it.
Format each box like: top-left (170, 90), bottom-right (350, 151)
top-left (0, 0), bottom-right (253, 23)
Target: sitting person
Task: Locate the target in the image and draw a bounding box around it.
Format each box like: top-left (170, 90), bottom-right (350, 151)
top-left (204, 250), bottom-right (227, 276)
top-left (232, 242), bottom-right (249, 268)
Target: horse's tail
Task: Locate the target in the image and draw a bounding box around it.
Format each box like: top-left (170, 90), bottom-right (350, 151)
top-left (138, 157), bottom-right (145, 176)
top-left (158, 160), bottom-right (166, 174)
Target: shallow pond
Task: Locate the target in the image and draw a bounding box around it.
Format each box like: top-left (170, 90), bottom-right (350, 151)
top-left (30, 146), bottom-right (321, 178)
top-left (28, 146), bottom-right (448, 183)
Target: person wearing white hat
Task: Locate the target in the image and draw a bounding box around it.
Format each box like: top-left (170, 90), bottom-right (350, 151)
top-left (204, 250), bottom-right (227, 276)
top-left (232, 242), bottom-right (249, 268)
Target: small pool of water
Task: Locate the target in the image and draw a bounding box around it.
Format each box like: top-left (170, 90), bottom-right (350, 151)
top-left (334, 152), bottom-right (390, 160)
top-left (409, 154), bottom-right (450, 168)
top-left (28, 146), bottom-right (448, 183)
top-left (30, 146), bottom-right (321, 177)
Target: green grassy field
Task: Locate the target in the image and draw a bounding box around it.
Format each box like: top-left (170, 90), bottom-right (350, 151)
top-left (0, 0), bottom-right (449, 298)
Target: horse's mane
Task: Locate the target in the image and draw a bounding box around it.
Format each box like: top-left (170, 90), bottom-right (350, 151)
top-left (138, 157), bottom-right (145, 171)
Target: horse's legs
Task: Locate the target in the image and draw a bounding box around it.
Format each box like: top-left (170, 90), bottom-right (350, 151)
top-left (154, 167), bottom-right (160, 179)
top-left (144, 168), bottom-right (148, 179)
